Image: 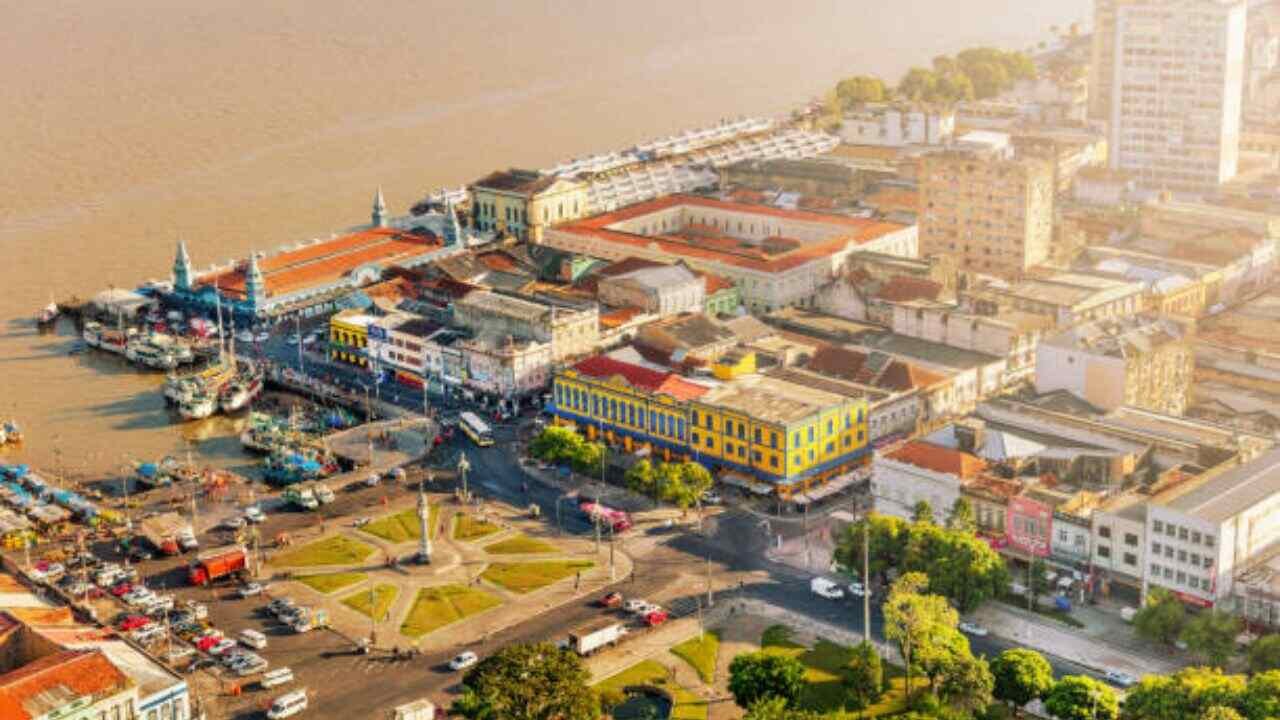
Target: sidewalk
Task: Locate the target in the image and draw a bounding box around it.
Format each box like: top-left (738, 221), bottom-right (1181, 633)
top-left (970, 601), bottom-right (1185, 677)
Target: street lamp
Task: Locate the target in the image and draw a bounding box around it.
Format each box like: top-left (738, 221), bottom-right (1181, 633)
top-left (457, 452), bottom-right (471, 502)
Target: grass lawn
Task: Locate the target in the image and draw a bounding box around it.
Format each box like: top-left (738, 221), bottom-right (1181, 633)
top-left (399, 584), bottom-right (503, 638)
top-left (760, 625), bottom-right (908, 716)
top-left (484, 534), bottom-right (558, 555)
top-left (481, 560), bottom-right (594, 594)
top-left (359, 504), bottom-right (440, 543)
top-left (671, 630), bottom-right (721, 684)
top-left (274, 535), bottom-right (375, 568)
top-left (594, 659), bottom-right (707, 720)
top-left (342, 583), bottom-right (399, 621)
top-left (453, 513), bottom-right (501, 542)
top-left (296, 572), bottom-right (367, 594)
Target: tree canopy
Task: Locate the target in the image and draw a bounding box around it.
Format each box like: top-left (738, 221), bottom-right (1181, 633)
top-left (1181, 610), bottom-right (1242, 667)
top-left (835, 75), bottom-right (887, 107)
top-left (892, 47), bottom-right (1033, 103)
top-left (843, 641), bottom-right (884, 709)
top-left (1121, 667), bottom-right (1246, 720)
top-left (1133, 588), bottom-right (1187, 645)
top-left (1044, 675), bottom-right (1119, 720)
top-left (991, 648), bottom-right (1054, 708)
top-left (624, 459), bottom-right (713, 509)
top-left (529, 426), bottom-right (603, 476)
top-left (1248, 635), bottom-right (1280, 674)
top-left (452, 643), bottom-right (599, 720)
top-left (728, 652), bottom-right (806, 709)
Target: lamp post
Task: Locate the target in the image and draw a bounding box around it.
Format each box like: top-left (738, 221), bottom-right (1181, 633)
top-left (457, 452), bottom-right (471, 502)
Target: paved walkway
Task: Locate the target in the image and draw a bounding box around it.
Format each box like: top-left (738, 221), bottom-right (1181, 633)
top-left (970, 601), bottom-right (1185, 678)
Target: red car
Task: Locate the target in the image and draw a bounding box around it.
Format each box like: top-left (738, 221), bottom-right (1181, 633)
top-left (598, 592), bottom-right (623, 608)
top-left (110, 582), bottom-right (133, 597)
top-left (643, 610), bottom-right (669, 627)
top-left (117, 615), bottom-right (151, 631)
top-left (195, 635), bottom-right (221, 652)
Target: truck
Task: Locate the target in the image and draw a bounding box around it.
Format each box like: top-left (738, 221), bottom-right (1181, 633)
top-left (566, 619), bottom-right (627, 656)
top-left (283, 486), bottom-right (319, 511)
top-left (391, 699), bottom-right (436, 720)
top-left (310, 482), bottom-right (335, 505)
top-left (139, 512), bottom-right (193, 556)
top-left (579, 501), bottom-right (633, 533)
top-left (188, 545), bottom-right (247, 586)
top-left (287, 607), bottom-right (329, 633)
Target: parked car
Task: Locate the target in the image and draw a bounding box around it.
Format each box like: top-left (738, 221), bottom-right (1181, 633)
top-left (643, 610), bottom-right (670, 627)
top-left (244, 506), bottom-right (266, 524)
top-left (223, 516), bottom-right (246, 530)
top-left (208, 639), bottom-right (239, 656)
top-left (166, 646), bottom-right (196, 663)
top-left (810, 577), bottom-right (845, 600)
top-left (184, 601), bottom-right (209, 620)
top-left (364, 473), bottom-right (380, 487)
top-left (598, 592), bottom-right (623, 608)
top-left (700, 491), bottom-right (723, 505)
top-left (118, 615), bottom-right (152, 631)
top-left (846, 581), bottom-right (867, 597)
top-left (238, 582), bottom-right (264, 598)
top-left (958, 621), bottom-right (988, 637)
top-left (1105, 670), bottom-right (1138, 688)
top-left (353, 517), bottom-right (372, 528)
top-left (449, 651), bottom-right (479, 671)
top-left (623, 599), bottom-right (652, 614)
top-left (111, 581), bottom-right (134, 597)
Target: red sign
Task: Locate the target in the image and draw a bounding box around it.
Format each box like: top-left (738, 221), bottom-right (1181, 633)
top-left (1006, 495), bottom-right (1052, 558)
top-left (1172, 589), bottom-right (1214, 609)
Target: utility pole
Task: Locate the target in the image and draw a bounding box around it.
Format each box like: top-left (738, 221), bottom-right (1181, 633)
top-left (364, 386), bottom-right (374, 471)
top-left (295, 314), bottom-right (303, 373)
top-left (803, 500), bottom-right (810, 569)
top-left (609, 524), bottom-right (616, 582)
top-left (863, 522), bottom-right (871, 643)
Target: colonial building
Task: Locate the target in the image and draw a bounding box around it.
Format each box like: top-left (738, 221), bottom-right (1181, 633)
top-left (452, 290), bottom-right (598, 362)
top-left (457, 335), bottom-right (553, 400)
top-left (470, 169), bottom-right (589, 242)
top-left (870, 440), bottom-right (986, 525)
top-left (541, 194), bottom-right (917, 314)
top-left (597, 263), bottom-right (705, 317)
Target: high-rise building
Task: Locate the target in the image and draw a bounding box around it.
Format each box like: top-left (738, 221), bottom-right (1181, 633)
top-left (1107, 0), bottom-right (1247, 195)
top-left (1089, 0), bottom-right (1131, 124)
top-left (919, 145), bottom-right (1055, 279)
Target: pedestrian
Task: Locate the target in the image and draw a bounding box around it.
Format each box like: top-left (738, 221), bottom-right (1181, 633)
top-left (574, 571), bottom-right (580, 590)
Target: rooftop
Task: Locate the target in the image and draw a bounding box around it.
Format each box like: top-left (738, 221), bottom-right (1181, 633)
top-left (1156, 447), bottom-right (1280, 523)
top-left (1043, 315), bottom-right (1187, 359)
top-left (698, 373), bottom-right (854, 426)
top-left (807, 345), bottom-right (947, 392)
top-left (0, 650), bottom-right (131, 720)
top-left (571, 356), bottom-right (709, 402)
top-left (472, 168), bottom-right (561, 196)
top-left (885, 441), bottom-right (986, 479)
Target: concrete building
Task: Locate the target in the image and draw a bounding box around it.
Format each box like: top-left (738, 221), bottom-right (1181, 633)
top-left (1035, 315), bottom-right (1194, 415)
top-left (367, 316), bottom-right (441, 387)
top-left (471, 169), bottom-right (590, 242)
top-left (1146, 447), bottom-right (1280, 607)
top-left (870, 440), bottom-right (985, 525)
top-left (457, 335), bottom-right (553, 400)
top-left (597, 263), bottom-right (705, 317)
top-left (889, 301), bottom-right (1053, 385)
top-left (1010, 127), bottom-right (1109, 195)
top-left (919, 146), bottom-right (1055, 278)
top-left (452, 290), bottom-right (598, 363)
top-left (1073, 167), bottom-right (1138, 206)
top-left (838, 104), bottom-right (956, 147)
top-left (966, 272), bottom-right (1148, 326)
top-left (1108, 0), bottom-right (1248, 195)
top-left (328, 309), bottom-right (379, 369)
top-left (719, 158), bottom-right (867, 205)
top-left (0, 646), bottom-right (138, 720)
top-left (1092, 492), bottom-right (1151, 601)
top-left (542, 195), bottom-right (918, 314)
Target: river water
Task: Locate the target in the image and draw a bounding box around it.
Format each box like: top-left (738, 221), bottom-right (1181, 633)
top-left (0, 0), bottom-right (1087, 479)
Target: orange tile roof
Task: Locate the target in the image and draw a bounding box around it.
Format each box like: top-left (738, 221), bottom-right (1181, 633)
top-left (197, 228), bottom-right (442, 300)
top-left (573, 355), bottom-right (709, 401)
top-left (0, 574), bottom-right (28, 593)
top-left (0, 650), bottom-right (131, 720)
top-left (599, 306), bottom-right (646, 329)
top-left (555, 194), bottom-right (907, 274)
top-left (704, 273), bottom-right (736, 294)
top-left (873, 276), bottom-right (943, 303)
top-left (887, 441), bottom-right (986, 479)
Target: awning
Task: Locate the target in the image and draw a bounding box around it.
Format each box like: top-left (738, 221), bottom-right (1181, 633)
top-left (791, 494), bottom-right (812, 505)
top-left (720, 472), bottom-right (773, 495)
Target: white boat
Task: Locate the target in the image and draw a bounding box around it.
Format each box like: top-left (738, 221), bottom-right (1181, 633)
top-left (178, 393), bottom-right (217, 420)
top-left (147, 333), bottom-right (195, 364)
top-left (36, 302), bottom-right (59, 326)
top-left (219, 376), bottom-right (263, 414)
top-left (126, 341), bottom-right (178, 370)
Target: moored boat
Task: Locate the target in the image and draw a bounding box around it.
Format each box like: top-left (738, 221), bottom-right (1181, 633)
top-left (0, 421), bottom-right (21, 446)
top-left (126, 340), bottom-right (179, 370)
top-left (177, 392), bottom-right (217, 421)
top-left (219, 375), bottom-right (264, 414)
top-left (36, 302), bottom-right (58, 327)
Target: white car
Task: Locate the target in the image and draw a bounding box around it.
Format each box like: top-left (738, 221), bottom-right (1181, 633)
top-left (256, 331), bottom-right (270, 343)
top-left (301, 334), bottom-right (317, 346)
top-left (208, 639), bottom-right (239, 656)
top-left (124, 589), bottom-right (156, 606)
top-left (285, 333), bottom-right (301, 346)
top-left (449, 651), bottom-right (479, 671)
top-left (223, 516), bottom-right (246, 530)
top-left (958, 621), bottom-right (988, 637)
top-left (1105, 670), bottom-right (1138, 688)
top-left (239, 582), bottom-right (264, 598)
top-left (700, 491), bottom-right (722, 505)
top-left (235, 329), bottom-right (254, 344)
top-left (244, 506), bottom-right (266, 524)
top-left (810, 577), bottom-right (845, 600)
top-left (847, 581), bottom-right (867, 597)
top-left (624, 599), bottom-right (653, 614)
top-left (364, 473), bottom-right (380, 487)
top-left (353, 517), bottom-right (372, 528)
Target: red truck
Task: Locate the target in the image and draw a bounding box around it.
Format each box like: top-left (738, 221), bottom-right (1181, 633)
top-left (188, 545), bottom-right (246, 586)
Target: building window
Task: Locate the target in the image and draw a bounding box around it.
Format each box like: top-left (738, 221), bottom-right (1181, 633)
top-left (692, 432), bottom-right (701, 445)
top-left (1151, 563), bottom-right (1160, 575)
top-left (1177, 571), bottom-right (1186, 584)
top-left (1179, 527), bottom-right (1189, 541)
top-left (1165, 546), bottom-right (1173, 559)
top-left (1192, 531), bottom-right (1201, 544)
top-left (771, 433), bottom-right (779, 448)
top-left (725, 442), bottom-right (734, 455)
top-left (1124, 533), bottom-right (1138, 547)
top-left (1191, 553), bottom-right (1200, 566)
top-left (807, 427), bottom-right (815, 442)
top-left (1124, 553), bottom-right (1137, 566)
top-left (738, 446), bottom-right (746, 458)
top-left (1204, 556), bottom-right (1214, 568)
top-left (725, 420), bottom-right (734, 436)
top-left (755, 428), bottom-right (762, 443)
top-left (1153, 542), bottom-right (1162, 555)
top-left (1163, 567), bottom-right (1173, 579)
top-left (1190, 577), bottom-right (1200, 589)
top-left (1097, 545), bottom-right (1111, 558)
top-left (770, 456), bottom-right (779, 468)
top-left (1099, 526), bottom-right (1111, 539)
top-left (1166, 524), bottom-right (1176, 537)
top-left (1205, 535), bottom-right (1215, 548)
top-left (1178, 550), bottom-right (1187, 563)
top-left (692, 410), bottom-right (700, 425)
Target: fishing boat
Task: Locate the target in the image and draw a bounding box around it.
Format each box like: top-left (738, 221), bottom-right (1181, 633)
top-left (219, 372), bottom-right (264, 414)
top-left (133, 457), bottom-right (180, 489)
top-left (82, 322), bottom-right (129, 356)
top-left (0, 421), bottom-right (22, 446)
top-left (262, 446), bottom-right (337, 486)
top-left (125, 340), bottom-right (179, 370)
top-left (35, 302), bottom-right (59, 327)
top-left (177, 392), bottom-right (217, 421)
top-left (146, 333), bottom-right (195, 364)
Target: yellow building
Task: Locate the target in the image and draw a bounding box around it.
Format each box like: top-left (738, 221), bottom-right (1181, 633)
top-left (470, 168), bottom-right (589, 242)
top-left (550, 355), bottom-right (869, 497)
top-left (328, 309), bottom-right (376, 368)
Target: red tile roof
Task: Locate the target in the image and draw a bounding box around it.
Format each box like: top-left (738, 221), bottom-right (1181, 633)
top-left (599, 306), bottom-right (647, 329)
top-left (704, 273), bottom-right (736, 294)
top-left (0, 650), bottom-right (131, 720)
top-left (887, 441), bottom-right (986, 479)
top-left (554, 194), bottom-right (907, 274)
top-left (198, 228), bottom-right (442, 300)
top-left (873, 276), bottom-right (943, 303)
top-left (572, 356), bottom-right (708, 401)
top-left (806, 345), bottom-right (946, 392)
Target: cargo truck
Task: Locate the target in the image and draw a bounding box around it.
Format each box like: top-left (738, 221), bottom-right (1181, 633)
top-left (566, 619), bottom-right (627, 656)
top-left (283, 486), bottom-right (319, 511)
top-left (139, 512), bottom-right (193, 556)
top-left (188, 545), bottom-right (247, 586)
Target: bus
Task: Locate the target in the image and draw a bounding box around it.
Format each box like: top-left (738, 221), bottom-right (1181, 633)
top-left (459, 411), bottom-right (494, 447)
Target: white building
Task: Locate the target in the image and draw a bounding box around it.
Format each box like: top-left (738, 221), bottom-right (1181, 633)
top-left (839, 104), bottom-right (955, 147)
top-left (1109, 0), bottom-right (1247, 195)
top-left (1091, 492), bottom-right (1150, 598)
top-left (458, 335), bottom-right (553, 400)
top-left (1146, 448), bottom-right (1280, 607)
top-left (889, 302), bottom-right (1052, 386)
top-left (869, 440), bottom-right (984, 524)
top-left (597, 263), bottom-right (705, 317)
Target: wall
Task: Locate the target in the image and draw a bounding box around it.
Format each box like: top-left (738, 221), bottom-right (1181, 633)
top-left (870, 455), bottom-right (959, 525)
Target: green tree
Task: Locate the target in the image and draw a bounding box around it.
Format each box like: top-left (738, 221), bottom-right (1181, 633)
top-left (883, 572), bottom-right (959, 697)
top-left (1029, 557), bottom-right (1050, 608)
top-left (898, 67), bottom-right (939, 102)
top-left (836, 75), bottom-right (887, 106)
top-left (624, 459), bottom-right (656, 498)
top-left (834, 514), bottom-right (909, 583)
top-left (569, 440), bottom-right (604, 477)
top-left (1242, 670), bottom-right (1280, 720)
top-left (728, 652), bottom-right (806, 709)
top-left (665, 461), bottom-right (713, 509)
top-left (530, 426), bottom-right (583, 464)
top-left (742, 697), bottom-right (822, 720)
top-left (453, 643), bottom-right (599, 720)
top-left (1200, 706), bottom-right (1244, 720)
top-left (1044, 675), bottom-right (1119, 720)
top-left (938, 653), bottom-right (995, 716)
top-left (912, 499), bottom-right (935, 524)
top-left (991, 648), bottom-right (1054, 709)
top-left (843, 641), bottom-right (883, 709)
top-left (1181, 611), bottom-right (1242, 667)
top-left (1121, 667), bottom-right (1245, 720)
top-left (1248, 635), bottom-right (1280, 673)
top-left (946, 497), bottom-right (977, 534)
top-left (966, 61), bottom-right (1009, 99)
top-left (1134, 588), bottom-right (1187, 645)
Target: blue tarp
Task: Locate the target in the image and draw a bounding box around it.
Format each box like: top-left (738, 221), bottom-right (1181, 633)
top-left (1, 465), bottom-right (29, 479)
top-left (137, 463), bottom-right (159, 478)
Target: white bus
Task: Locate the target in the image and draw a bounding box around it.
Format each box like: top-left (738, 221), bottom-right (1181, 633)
top-left (459, 411), bottom-right (494, 447)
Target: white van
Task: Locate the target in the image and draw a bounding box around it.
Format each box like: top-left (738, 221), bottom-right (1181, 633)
top-left (261, 667), bottom-right (294, 689)
top-left (238, 629), bottom-right (268, 650)
top-left (266, 689), bottom-right (308, 719)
